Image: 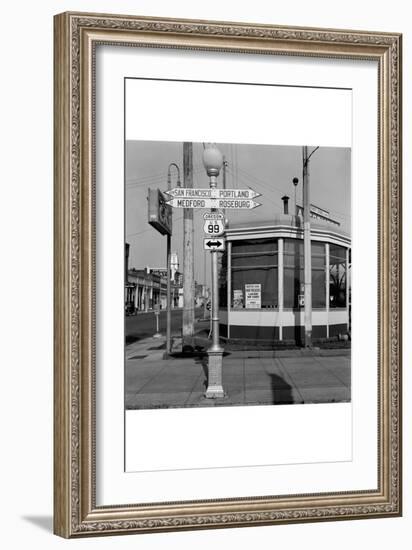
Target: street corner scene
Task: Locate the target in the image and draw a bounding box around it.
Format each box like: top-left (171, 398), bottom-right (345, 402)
top-left (125, 140), bottom-right (351, 412)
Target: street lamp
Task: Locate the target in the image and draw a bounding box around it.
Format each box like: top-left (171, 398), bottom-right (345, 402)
top-left (167, 162), bottom-right (181, 189)
top-left (292, 176), bottom-right (299, 216)
top-left (165, 162), bottom-right (181, 356)
top-left (202, 143), bottom-right (225, 398)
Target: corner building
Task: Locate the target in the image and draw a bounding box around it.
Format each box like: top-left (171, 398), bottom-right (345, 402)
top-left (219, 214), bottom-right (350, 344)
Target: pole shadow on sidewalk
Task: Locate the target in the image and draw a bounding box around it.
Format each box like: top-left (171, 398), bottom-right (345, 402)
top-left (268, 372), bottom-right (294, 405)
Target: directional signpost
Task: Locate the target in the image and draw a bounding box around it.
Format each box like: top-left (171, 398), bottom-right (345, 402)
top-left (165, 186), bottom-right (261, 249)
top-left (165, 187), bottom-right (261, 210)
top-left (165, 178), bottom-right (260, 398)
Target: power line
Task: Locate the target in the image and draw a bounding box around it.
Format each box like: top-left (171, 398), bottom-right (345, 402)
top-left (226, 165), bottom-right (350, 221)
top-left (125, 162), bottom-right (204, 185)
top-left (126, 167), bottom-right (206, 189)
top-left (126, 215), bottom-right (184, 238)
top-left (126, 210), bottom-right (206, 239)
top-left (226, 166), bottom-right (283, 209)
top-left (232, 165), bottom-right (289, 198)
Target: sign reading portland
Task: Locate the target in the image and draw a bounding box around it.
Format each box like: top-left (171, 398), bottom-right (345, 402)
top-left (165, 187), bottom-right (261, 210)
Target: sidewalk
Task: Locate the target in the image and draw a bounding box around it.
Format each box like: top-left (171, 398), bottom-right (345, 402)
top-left (125, 336), bottom-right (351, 409)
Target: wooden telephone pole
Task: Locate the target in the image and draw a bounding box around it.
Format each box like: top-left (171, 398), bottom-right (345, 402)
top-left (182, 142), bottom-right (195, 351)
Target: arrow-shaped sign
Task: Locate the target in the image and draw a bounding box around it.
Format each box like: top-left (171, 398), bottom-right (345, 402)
top-left (166, 197), bottom-right (261, 210)
top-left (204, 238), bottom-right (226, 251)
top-left (207, 240), bottom-right (222, 248)
top-left (165, 188), bottom-right (261, 200)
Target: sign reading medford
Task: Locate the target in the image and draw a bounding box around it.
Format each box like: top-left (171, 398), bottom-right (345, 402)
top-left (166, 197), bottom-right (260, 210)
top-left (147, 188), bottom-right (172, 236)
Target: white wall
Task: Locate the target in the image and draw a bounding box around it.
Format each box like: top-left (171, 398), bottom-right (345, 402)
top-left (0, 1), bottom-right (409, 548)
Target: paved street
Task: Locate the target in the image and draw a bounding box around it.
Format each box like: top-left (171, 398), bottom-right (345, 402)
top-left (125, 335), bottom-right (351, 409)
top-left (126, 307), bottom-right (205, 344)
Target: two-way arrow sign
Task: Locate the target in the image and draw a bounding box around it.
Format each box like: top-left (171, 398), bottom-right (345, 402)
top-left (204, 238), bottom-right (225, 251)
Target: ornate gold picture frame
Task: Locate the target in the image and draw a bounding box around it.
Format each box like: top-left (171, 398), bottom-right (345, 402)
top-left (54, 11), bottom-right (402, 538)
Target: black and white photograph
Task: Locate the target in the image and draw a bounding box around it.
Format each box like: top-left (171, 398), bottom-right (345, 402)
top-left (125, 140), bottom-right (351, 411)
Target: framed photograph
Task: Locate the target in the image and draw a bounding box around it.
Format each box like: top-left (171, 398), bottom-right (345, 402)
top-left (54, 12), bottom-right (402, 537)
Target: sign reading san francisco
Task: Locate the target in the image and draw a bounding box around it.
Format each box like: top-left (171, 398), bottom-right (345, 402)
top-left (166, 187), bottom-right (260, 199)
top-left (165, 187), bottom-right (261, 210)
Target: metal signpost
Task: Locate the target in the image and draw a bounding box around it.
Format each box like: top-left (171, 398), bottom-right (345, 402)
top-left (165, 144), bottom-right (260, 399)
top-left (153, 303), bottom-right (161, 338)
top-left (147, 181), bottom-right (175, 355)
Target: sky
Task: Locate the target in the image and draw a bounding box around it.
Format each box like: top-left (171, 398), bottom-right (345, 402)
top-left (125, 141), bottom-right (351, 286)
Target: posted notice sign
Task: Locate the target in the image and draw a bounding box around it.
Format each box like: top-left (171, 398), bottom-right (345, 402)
top-left (233, 290), bottom-right (244, 309)
top-left (245, 284), bottom-right (261, 309)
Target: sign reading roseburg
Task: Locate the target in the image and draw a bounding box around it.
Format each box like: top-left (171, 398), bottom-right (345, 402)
top-left (166, 197), bottom-right (260, 209)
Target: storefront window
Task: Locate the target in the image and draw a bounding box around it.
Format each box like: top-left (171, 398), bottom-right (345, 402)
top-left (284, 239), bottom-right (326, 308)
top-left (283, 239), bottom-right (303, 309)
top-left (231, 239), bottom-right (278, 308)
top-left (312, 241), bottom-right (326, 308)
top-left (330, 244), bottom-right (347, 308)
top-left (226, 237), bottom-right (347, 310)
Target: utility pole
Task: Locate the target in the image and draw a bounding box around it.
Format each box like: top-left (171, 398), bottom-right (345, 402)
top-left (219, 156), bottom-right (228, 318)
top-left (303, 145), bottom-right (312, 348)
top-left (166, 232), bottom-right (172, 353)
top-left (165, 163), bottom-right (181, 356)
top-left (182, 142), bottom-right (195, 351)
top-left (222, 156), bottom-right (228, 222)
